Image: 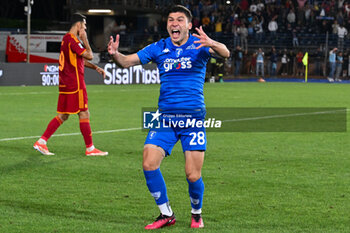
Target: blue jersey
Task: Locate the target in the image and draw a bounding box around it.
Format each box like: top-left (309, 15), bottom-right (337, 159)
top-left (137, 34), bottom-right (211, 111)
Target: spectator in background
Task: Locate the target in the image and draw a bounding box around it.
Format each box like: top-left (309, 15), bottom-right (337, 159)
top-left (314, 46), bottom-right (323, 76)
top-left (234, 45), bottom-right (243, 77)
top-left (304, 4), bottom-right (312, 25)
top-left (215, 17), bottom-right (223, 39)
top-left (119, 21), bottom-right (127, 35)
top-left (249, 52), bottom-right (257, 74)
top-left (254, 16), bottom-right (264, 42)
top-left (256, 48), bottom-right (265, 81)
top-left (328, 47), bottom-right (338, 82)
top-left (250, 2), bottom-right (258, 13)
top-left (257, 0), bottom-right (265, 11)
top-left (332, 20), bottom-right (339, 36)
top-left (345, 3), bottom-right (350, 17)
top-left (287, 9), bottom-right (296, 25)
top-left (240, 0), bottom-right (249, 11)
top-left (232, 25), bottom-right (240, 47)
top-left (270, 47), bottom-right (278, 77)
top-left (193, 17), bottom-right (200, 29)
top-left (336, 10), bottom-right (344, 25)
top-left (239, 24), bottom-right (248, 51)
top-left (335, 51), bottom-right (343, 82)
top-left (337, 24), bottom-right (347, 51)
top-left (202, 14), bottom-right (210, 29)
top-left (338, 0), bottom-right (345, 9)
top-left (296, 51), bottom-right (304, 76)
top-left (268, 16), bottom-right (278, 42)
top-left (298, 0), bottom-right (308, 9)
top-left (248, 22), bottom-right (255, 37)
top-left (292, 29), bottom-right (299, 47)
top-left (280, 49), bottom-right (289, 75)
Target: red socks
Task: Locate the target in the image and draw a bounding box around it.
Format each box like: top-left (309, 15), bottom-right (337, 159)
top-left (42, 116), bottom-right (63, 141)
top-left (41, 116), bottom-right (93, 148)
top-left (79, 118), bottom-right (93, 148)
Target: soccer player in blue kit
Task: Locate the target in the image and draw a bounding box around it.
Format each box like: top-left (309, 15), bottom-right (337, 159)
top-left (107, 5), bottom-right (230, 229)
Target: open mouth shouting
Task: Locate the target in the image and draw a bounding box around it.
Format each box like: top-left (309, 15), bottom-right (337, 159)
top-left (171, 29), bottom-right (181, 40)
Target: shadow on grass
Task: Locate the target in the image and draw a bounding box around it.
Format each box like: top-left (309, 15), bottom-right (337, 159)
top-left (0, 199), bottom-right (128, 225)
top-left (0, 147), bottom-right (78, 176)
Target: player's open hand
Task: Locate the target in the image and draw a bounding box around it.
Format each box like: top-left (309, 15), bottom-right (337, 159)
top-left (96, 66), bottom-right (106, 79)
top-left (193, 26), bottom-right (214, 49)
top-left (108, 35), bottom-right (120, 55)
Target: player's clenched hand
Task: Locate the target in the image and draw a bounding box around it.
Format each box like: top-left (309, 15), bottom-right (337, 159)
top-left (108, 35), bottom-right (119, 55)
top-left (193, 26), bottom-right (214, 49)
top-left (96, 66), bottom-right (106, 79)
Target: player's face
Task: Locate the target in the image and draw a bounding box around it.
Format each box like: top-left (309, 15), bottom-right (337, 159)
top-left (80, 19), bottom-right (87, 31)
top-left (76, 20), bottom-right (87, 36)
top-left (167, 12), bottom-right (192, 46)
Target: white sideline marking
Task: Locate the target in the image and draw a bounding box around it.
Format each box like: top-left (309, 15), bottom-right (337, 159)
top-left (0, 109), bottom-right (347, 142)
top-left (0, 89), bottom-right (159, 96)
top-left (0, 127), bottom-right (141, 142)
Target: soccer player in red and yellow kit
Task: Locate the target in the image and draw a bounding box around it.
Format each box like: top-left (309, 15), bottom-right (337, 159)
top-left (33, 13), bottom-right (108, 156)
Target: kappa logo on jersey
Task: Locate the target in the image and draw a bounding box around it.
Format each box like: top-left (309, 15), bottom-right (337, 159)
top-left (78, 43), bottom-right (84, 49)
top-left (175, 48), bottom-right (183, 57)
top-left (186, 44), bottom-right (197, 50)
top-left (162, 48), bottom-right (170, 53)
top-left (163, 57), bottom-right (192, 72)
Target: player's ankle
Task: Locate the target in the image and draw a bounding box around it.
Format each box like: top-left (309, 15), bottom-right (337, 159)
top-left (38, 138), bottom-right (47, 145)
top-left (86, 145), bottom-right (95, 152)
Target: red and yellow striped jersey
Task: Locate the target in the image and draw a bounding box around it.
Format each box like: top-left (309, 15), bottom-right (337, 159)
top-left (58, 33), bottom-right (86, 93)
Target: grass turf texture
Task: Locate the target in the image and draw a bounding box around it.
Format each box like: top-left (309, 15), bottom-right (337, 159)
top-left (0, 83), bottom-right (349, 233)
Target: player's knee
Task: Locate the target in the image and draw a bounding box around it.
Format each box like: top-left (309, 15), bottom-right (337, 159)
top-left (79, 111), bottom-right (90, 119)
top-left (186, 172), bottom-right (201, 183)
top-left (58, 114), bottom-right (69, 122)
top-left (142, 145), bottom-right (164, 170)
top-left (142, 160), bottom-right (159, 171)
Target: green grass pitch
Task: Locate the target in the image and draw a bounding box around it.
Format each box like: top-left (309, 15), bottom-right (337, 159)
top-left (0, 82), bottom-right (349, 233)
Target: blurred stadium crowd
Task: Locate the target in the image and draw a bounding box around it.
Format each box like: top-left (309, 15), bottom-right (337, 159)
top-left (1, 0), bottom-right (350, 79)
top-left (110, 0), bottom-right (350, 79)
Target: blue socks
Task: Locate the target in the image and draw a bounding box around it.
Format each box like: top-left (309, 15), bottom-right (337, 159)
top-left (187, 177), bottom-right (205, 212)
top-left (144, 168), bottom-right (204, 214)
top-left (144, 168), bottom-right (169, 205)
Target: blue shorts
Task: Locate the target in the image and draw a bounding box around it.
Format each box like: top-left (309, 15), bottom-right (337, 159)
top-left (144, 110), bottom-right (207, 156)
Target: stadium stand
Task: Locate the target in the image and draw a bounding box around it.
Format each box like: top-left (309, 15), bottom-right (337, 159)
top-left (2, 0), bottom-right (350, 79)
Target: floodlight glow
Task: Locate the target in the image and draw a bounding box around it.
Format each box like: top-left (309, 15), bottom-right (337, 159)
top-left (88, 9), bottom-right (112, 13)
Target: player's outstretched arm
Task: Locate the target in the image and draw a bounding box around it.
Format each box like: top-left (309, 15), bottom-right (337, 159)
top-left (193, 26), bottom-right (230, 58)
top-left (108, 35), bottom-right (141, 68)
top-left (84, 59), bottom-right (106, 78)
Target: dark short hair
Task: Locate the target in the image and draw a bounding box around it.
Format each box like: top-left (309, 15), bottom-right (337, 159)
top-left (71, 13), bottom-right (86, 26)
top-left (168, 5), bottom-right (192, 22)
